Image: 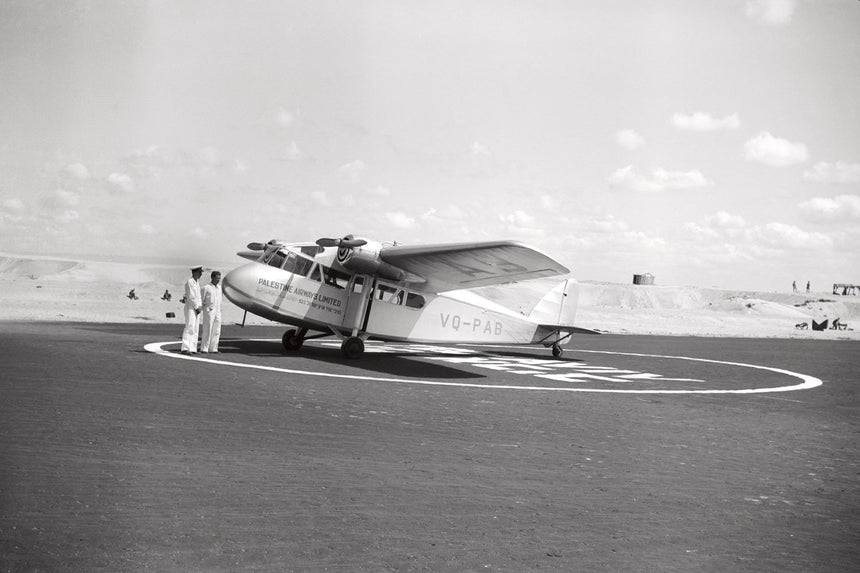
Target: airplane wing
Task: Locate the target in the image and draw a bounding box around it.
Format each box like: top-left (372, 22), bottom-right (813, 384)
top-left (380, 240), bottom-right (570, 293)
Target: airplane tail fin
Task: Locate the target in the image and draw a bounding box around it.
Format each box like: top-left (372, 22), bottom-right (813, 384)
top-left (529, 279), bottom-right (600, 347)
top-left (528, 279), bottom-right (578, 331)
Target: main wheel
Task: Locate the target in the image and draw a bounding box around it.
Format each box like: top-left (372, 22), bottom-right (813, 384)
top-left (282, 329), bottom-right (304, 351)
top-left (341, 336), bottom-right (365, 359)
top-left (552, 343), bottom-right (563, 358)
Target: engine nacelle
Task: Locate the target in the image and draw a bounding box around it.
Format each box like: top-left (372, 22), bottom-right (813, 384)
top-left (334, 240), bottom-right (404, 282)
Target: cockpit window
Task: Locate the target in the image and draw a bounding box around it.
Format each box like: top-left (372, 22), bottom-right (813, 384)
top-left (308, 264), bottom-right (323, 282)
top-left (265, 250), bottom-right (286, 269)
top-left (283, 252), bottom-right (314, 277)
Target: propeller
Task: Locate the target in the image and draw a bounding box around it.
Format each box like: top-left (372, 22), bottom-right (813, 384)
top-left (316, 235), bottom-right (368, 249)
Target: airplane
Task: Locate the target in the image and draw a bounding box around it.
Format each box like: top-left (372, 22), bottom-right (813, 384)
top-left (221, 235), bottom-right (596, 359)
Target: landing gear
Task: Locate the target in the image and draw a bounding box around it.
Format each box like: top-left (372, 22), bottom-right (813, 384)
top-left (341, 336), bottom-right (365, 359)
top-left (282, 328), bottom-right (306, 351)
top-left (552, 343), bottom-right (563, 358)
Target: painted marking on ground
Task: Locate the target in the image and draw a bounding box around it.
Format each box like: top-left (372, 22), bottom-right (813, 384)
top-left (144, 340), bottom-right (822, 394)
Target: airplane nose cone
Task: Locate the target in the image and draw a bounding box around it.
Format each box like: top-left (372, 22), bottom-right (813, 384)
top-left (222, 264), bottom-right (257, 308)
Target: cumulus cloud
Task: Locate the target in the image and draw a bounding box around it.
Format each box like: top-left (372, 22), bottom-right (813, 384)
top-left (2, 198), bottom-right (26, 214)
top-left (802, 161), bottom-right (860, 184)
top-left (748, 222), bottom-right (831, 250)
top-left (285, 141), bottom-right (303, 161)
top-left (339, 160), bottom-right (366, 183)
top-left (385, 211), bottom-right (416, 229)
top-left (615, 129), bottom-right (645, 150)
top-left (745, 0), bottom-right (795, 25)
top-left (65, 163), bottom-right (90, 179)
top-left (471, 141), bottom-right (490, 156)
top-left (310, 190), bottom-right (331, 207)
top-left (140, 224), bottom-right (157, 234)
top-left (798, 195), bottom-right (860, 223)
top-left (608, 165), bottom-right (712, 192)
top-left (107, 172), bottom-right (135, 193)
top-left (421, 205), bottom-right (464, 223)
top-left (585, 214), bottom-right (628, 233)
top-left (54, 210), bottom-right (80, 224)
top-left (188, 227), bottom-right (208, 239)
top-left (706, 211), bottom-right (748, 228)
top-left (744, 132), bottom-right (808, 167)
top-left (368, 185), bottom-right (391, 197)
top-left (671, 112), bottom-right (740, 131)
top-left (276, 107), bottom-right (295, 128)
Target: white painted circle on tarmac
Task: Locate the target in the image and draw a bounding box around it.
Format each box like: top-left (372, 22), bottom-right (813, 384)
top-left (144, 340), bottom-right (822, 394)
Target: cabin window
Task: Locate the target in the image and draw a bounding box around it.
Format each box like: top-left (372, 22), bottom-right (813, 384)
top-left (323, 266), bottom-right (350, 289)
top-left (351, 275), bottom-right (364, 293)
top-left (405, 293), bottom-right (425, 309)
top-left (308, 264), bottom-right (323, 282)
top-left (376, 284), bottom-right (402, 305)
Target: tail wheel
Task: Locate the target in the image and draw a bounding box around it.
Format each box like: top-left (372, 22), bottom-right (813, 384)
top-left (552, 343), bottom-right (563, 358)
top-left (341, 336), bottom-right (365, 359)
top-left (282, 329), bottom-right (304, 351)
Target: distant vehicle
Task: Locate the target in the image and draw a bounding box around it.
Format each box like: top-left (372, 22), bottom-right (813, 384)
top-left (223, 235), bottom-right (596, 359)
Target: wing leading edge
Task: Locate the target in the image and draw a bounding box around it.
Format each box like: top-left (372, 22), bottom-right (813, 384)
top-left (380, 240), bottom-right (569, 293)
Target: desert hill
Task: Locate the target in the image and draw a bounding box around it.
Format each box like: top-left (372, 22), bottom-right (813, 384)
top-left (1, 253), bottom-right (857, 340)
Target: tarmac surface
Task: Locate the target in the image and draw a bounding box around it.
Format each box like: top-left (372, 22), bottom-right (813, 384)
top-left (1, 322), bottom-right (858, 572)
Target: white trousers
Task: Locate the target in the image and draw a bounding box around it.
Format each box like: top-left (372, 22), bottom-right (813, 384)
top-left (181, 305), bottom-right (199, 352)
top-left (201, 311), bottom-right (221, 352)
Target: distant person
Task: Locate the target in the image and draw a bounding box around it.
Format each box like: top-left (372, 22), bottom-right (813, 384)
top-left (161, 289), bottom-right (172, 301)
top-left (792, 281), bottom-right (797, 293)
top-left (127, 288), bottom-right (138, 300)
top-left (181, 266), bottom-right (203, 354)
top-left (200, 270), bottom-right (223, 354)
top-left (806, 281), bottom-right (811, 293)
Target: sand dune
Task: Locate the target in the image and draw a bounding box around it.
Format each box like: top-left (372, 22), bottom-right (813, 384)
top-left (1, 253), bottom-right (857, 340)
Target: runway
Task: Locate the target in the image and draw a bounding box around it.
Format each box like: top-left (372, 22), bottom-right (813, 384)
top-left (2, 322), bottom-right (858, 571)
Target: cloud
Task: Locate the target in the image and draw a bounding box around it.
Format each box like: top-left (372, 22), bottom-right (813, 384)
top-left (744, 132), bottom-right (808, 167)
top-left (802, 161), bottom-right (860, 184)
top-left (748, 222), bottom-right (831, 250)
top-left (339, 160), bottom-right (366, 183)
top-left (615, 129), bottom-right (645, 150)
top-left (706, 211), bottom-right (748, 228)
top-left (276, 107), bottom-right (295, 128)
top-left (471, 141), bottom-right (490, 156)
top-left (585, 214), bottom-right (628, 233)
top-left (608, 165), bottom-right (712, 192)
top-left (799, 195), bottom-right (860, 223)
top-left (188, 227), bottom-right (208, 239)
top-left (65, 163), bottom-right (90, 179)
top-left (54, 210), bottom-right (80, 224)
top-left (671, 112), bottom-right (740, 131)
top-left (421, 205), bottom-right (464, 223)
top-left (2, 198), bottom-right (26, 214)
top-left (310, 190), bottom-right (331, 207)
top-left (285, 141), bottom-right (303, 161)
top-left (385, 211), bottom-right (416, 229)
top-left (745, 0), bottom-right (795, 25)
top-left (107, 172), bottom-right (135, 193)
top-left (368, 185), bottom-right (390, 197)
top-left (140, 224), bottom-right (157, 234)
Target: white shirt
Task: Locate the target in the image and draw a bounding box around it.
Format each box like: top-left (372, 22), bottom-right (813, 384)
top-left (202, 282), bottom-right (222, 314)
top-left (184, 277), bottom-right (202, 309)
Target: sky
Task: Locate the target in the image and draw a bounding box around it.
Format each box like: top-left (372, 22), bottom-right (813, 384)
top-left (1, 0), bottom-right (859, 291)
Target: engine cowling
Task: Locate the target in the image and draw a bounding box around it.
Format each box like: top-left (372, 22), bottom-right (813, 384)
top-left (334, 239), bottom-right (404, 282)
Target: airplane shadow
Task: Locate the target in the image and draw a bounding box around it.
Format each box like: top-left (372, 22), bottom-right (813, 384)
top-left (216, 339), bottom-right (487, 380)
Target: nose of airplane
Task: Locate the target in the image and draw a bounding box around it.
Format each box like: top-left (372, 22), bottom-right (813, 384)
top-left (222, 263), bottom-right (257, 308)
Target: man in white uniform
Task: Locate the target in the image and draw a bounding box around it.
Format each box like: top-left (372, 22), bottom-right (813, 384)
top-left (181, 266), bottom-right (203, 354)
top-left (200, 270), bottom-right (223, 354)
